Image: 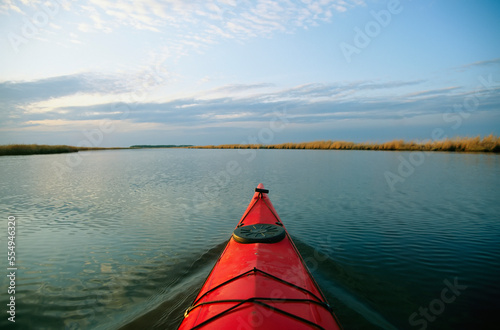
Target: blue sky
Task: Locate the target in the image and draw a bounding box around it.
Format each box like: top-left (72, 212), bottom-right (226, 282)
top-left (0, 0), bottom-right (499, 147)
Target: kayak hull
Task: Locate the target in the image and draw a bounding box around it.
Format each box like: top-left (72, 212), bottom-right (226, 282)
top-left (178, 184), bottom-right (341, 329)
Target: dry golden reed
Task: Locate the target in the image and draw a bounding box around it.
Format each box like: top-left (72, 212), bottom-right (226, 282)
top-left (191, 135), bottom-right (500, 153)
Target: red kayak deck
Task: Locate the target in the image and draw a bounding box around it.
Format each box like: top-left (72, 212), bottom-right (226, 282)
top-left (178, 184), bottom-right (342, 329)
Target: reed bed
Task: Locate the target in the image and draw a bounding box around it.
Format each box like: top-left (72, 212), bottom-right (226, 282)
top-left (192, 135), bottom-right (500, 153)
top-left (0, 144), bottom-right (123, 156)
top-left (3, 135), bottom-right (498, 156)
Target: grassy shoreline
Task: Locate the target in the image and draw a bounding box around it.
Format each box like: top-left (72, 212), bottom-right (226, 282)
top-left (191, 135), bottom-right (500, 153)
top-left (0, 144), bottom-right (126, 156)
top-left (130, 145), bottom-right (193, 148)
top-left (2, 135), bottom-right (499, 156)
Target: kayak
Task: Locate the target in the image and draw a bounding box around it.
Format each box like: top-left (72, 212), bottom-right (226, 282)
top-left (178, 184), bottom-right (342, 329)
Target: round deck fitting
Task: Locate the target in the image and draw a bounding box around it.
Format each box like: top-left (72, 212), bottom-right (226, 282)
top-left (233, 224), bottom-right (286, 244)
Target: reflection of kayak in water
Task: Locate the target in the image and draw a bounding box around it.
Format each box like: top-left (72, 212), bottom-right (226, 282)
top-left (178, 184), bottom-right (342, 329)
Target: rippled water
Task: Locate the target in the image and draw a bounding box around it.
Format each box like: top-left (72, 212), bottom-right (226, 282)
top-left (0, 149), bottom-right (499, 329)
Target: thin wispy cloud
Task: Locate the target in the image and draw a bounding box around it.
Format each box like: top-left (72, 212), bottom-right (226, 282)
top-left (205, 83), bottom-right (276, 95)
top-left (405, 87), bottom-right (462, 99)
top-left (457, 58), bottom-right (500, 70)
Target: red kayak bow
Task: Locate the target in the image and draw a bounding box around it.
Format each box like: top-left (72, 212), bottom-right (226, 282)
top-left (178, 184), bottom-right (342, 329)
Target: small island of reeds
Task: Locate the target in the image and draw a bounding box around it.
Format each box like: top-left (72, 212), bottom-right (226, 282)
top-left (191, 135), bottom-right (500, 153)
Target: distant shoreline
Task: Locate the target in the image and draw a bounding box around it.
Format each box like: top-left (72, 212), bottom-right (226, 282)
top-left (130, 145), bottom-right (193, 148)
top-left (1, 135), bottom-right (499, 156)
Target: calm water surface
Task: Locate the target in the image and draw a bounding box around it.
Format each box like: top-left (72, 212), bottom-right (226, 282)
top-left (0, 149), bottom-right (499, 329)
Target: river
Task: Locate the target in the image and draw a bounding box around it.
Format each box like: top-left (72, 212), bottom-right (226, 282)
top-left (0, 149), bottom-right (499, 329)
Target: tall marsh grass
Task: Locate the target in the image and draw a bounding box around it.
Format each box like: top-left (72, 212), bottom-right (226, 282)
top-left (192, 135), bottom-right (500, 153)
top-left (0, 144), bottom-right (122, 156)
top-left (3, 135), bottom-right (498, 156)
